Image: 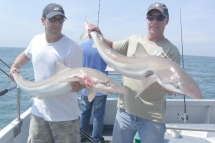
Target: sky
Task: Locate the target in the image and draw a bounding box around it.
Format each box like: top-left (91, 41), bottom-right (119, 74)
top-left (0, 0), bottom-right (214, 57)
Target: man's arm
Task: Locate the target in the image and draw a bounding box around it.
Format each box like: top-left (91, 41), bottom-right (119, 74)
top-left (104, 38), bottom-right (113, 48)
top-left (10, 52), bottom-right (30, 81)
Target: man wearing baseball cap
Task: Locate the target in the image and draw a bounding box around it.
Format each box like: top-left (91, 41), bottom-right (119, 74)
top-left (10, 3), bottom-right (83, 143)
top-left (147, 2), bottom-right (169, 17)
top-left (42, 3), bottom-right (67, 19)
top-left (87, 2), bottom-right (181, 143)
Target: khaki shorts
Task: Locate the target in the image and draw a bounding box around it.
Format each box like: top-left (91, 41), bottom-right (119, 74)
top-left (27, 114), bottom-right (80, 143)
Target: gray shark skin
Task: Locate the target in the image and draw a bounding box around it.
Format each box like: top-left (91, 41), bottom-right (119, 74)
top-left (80, 18), bottom-right (202, 99)
top-left (13, 62), bottom-right (127, 102)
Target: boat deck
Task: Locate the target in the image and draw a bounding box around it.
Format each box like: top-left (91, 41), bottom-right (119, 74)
top-left (81, 128), bottom-right (112, 143)
top-left (1, 99), bottom-right (215, 143)
top-left (81, 124), bottom-right (215, 143)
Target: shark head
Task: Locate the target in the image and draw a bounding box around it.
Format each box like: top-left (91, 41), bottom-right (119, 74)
top-left (156, 62), bottom-right (203, 99)
top-left (80, 68), bottom-right (128, 102)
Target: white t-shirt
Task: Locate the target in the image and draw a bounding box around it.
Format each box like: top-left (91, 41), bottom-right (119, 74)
top-left (25, 33), bottom-right (83, 121)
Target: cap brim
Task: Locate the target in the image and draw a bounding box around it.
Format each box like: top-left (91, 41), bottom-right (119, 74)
top-left (46, 11), bottom-right (67, 19)
top-left (147, 8), bottom-right (167, 16)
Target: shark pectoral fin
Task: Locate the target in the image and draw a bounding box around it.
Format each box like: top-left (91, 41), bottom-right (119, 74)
top-left (31, 95), bottom-right (42, 100)
top-left (135, 76), bottom-right (157, 98)
top-left (105, 66), bottom-right (114, 71)
top-left (86, 88), bottom-right (96, 102)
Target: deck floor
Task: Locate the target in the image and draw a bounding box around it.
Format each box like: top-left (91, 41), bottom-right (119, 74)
top-left (81, 125), bottom-right (215, 143)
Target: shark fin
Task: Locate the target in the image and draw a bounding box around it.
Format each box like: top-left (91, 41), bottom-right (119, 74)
top-left (105, 66), bottom-right (114, 71)
top-left (33, 96), bottom-right (42, 100)
top-left (132, 42), bottom-right (149, 58)
top-left (135, 75), bottom-right (157, 98)
top-left (86, 88), bottom-right (96, 102)
top-left (80, 17), bottom-right (90, 41)
top-left (54, 62), bottom-right (68, 75)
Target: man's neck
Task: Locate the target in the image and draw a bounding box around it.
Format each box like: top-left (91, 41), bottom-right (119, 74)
top-left (147, 33), bottom-right (165, 42)
top-left (46, 33), bottom-right (63, 43)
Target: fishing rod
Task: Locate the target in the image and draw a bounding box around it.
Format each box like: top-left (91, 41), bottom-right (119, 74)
top-left (80, 128), bottom-right (97, 143)
top-left (0, 59), bottom-right (13, 96)
top-left (79, 2), bottom-right (108, 142)
top-left (97, 0), bottom-right (101, 26)
top-left (0, 68), bottom-right (10, 77)
top-left (178, 8), bottom-right (188, 124)
top-left (0, 58), bottom-right (10, 79)
top-left (0, 59), bottom-right (11, 69)
top-left (0, 83), bottom-right (18, 96)
top-left (79, 1), bottom-right (104, 142)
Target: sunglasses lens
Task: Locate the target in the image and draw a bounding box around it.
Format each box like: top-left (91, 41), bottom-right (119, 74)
top-left (49, 17), bottom-right (56, 23)
top-left (48, 17), bottom-right (65, 23)
top-left (147, 15), bottom-right (166, 21)
top-left (157, 15), bottom-right (165, 21)
top-left (59, 18), bottom-right (65, 23)
top-left (147, 15), bottom-right (154, 21)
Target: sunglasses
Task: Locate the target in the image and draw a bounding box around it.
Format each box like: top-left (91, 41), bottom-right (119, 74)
top-left (147, 15), bottom-right (166, 21)
top-left (47, 17), bottom-right (65, 23)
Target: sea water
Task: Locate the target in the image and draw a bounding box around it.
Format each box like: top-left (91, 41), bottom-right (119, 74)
top-left (0, 47), bottom-right (215, 130)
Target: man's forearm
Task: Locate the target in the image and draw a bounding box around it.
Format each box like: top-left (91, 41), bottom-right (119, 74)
top-left (104, 38), bottom-right (113, 48)
top-left (11, 52), bottom-right (30, 69)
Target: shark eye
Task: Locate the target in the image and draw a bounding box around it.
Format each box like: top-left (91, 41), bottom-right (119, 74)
top-left (106, 82), bottom-right (111, 87)
top-left (176, 83), bottom-right (180, 89)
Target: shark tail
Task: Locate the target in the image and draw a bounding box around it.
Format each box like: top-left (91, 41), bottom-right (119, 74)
top-left (80, 17), bottom-right (91, 41)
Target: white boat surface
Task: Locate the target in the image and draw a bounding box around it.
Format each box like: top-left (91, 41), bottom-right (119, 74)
top-left (0, 97), bottom-right (215, 143)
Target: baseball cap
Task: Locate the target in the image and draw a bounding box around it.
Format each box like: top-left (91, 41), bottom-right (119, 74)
top-left (147, 2), bottom-right (169, 17)
top-left (42, 3), bottom-right (67, 19)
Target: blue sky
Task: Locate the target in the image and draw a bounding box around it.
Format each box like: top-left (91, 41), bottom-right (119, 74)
top-left (0, 0), bottom-right (214, 57)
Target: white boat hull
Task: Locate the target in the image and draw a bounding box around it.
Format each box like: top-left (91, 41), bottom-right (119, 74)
top-left (0, 99), bottom-right (215, 143)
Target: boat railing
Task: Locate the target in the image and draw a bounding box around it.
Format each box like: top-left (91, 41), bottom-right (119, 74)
top-left (0, 82), bottom-right (24, 138)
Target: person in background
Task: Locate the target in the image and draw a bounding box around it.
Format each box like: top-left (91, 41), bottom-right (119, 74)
top-left (88, 2), bottom-right (181, 143)
top-left (80, 31), bottom-right (108, 143)
top-left (10, 3), bottom-right (83, 143)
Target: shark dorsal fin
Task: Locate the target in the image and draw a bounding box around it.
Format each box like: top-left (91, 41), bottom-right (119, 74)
top-left (132, 42), bottom-right (149, 58)
top-left (54, 62), bottom-right (68, 75)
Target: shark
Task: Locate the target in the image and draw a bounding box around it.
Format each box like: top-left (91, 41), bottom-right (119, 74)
top-left (80, 18), bottom-right (202, 99)
top-left (13, 62), bottom-right (127, 102)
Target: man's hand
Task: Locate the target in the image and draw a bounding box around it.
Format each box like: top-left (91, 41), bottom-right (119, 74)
top-left (88, 24), bottom-right (101, 34)
top-left (9, 67), bottom-right (19, 82)
top-left (71, 81), bottom-right (85, 92)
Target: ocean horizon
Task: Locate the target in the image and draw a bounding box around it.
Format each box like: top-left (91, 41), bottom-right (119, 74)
top-left (2, 46), bottom-right (215, 58)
